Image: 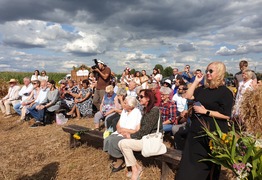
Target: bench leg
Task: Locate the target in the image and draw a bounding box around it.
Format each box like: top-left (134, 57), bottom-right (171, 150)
top-left (161, 162), bottom-right (172, 180)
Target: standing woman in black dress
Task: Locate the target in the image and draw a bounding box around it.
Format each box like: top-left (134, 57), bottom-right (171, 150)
top-left (176, 62), bottom-right (233, 180)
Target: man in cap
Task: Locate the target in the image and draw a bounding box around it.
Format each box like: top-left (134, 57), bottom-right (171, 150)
top-left (92, 59), bottom-right (111, 110)
top-left (0, 79), bottom-right (21, 117)
top-left (163, 79), bottom-right (173, 99)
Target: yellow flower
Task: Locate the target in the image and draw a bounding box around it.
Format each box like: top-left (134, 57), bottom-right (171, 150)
top-left (73, 133), bottom-right (81, 140)
top-left (209, 140), bottom-right (213, 150)
top-left (221, 133), bottom-right (227, 141)
top-left (103, 130), bottom-right (111, 139)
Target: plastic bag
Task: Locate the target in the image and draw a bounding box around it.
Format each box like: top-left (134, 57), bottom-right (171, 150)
top-left (56, 113), bottom-right (68, 125)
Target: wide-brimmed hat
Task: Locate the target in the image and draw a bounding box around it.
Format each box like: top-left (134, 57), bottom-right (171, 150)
top-left (9, 79), bottom-right (17, 83)
top-left (105, 85), bottom-right (114, 93)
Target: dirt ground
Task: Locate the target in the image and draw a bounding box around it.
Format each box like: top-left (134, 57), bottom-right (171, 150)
top-left (0, 113), bottom-right (232, 180)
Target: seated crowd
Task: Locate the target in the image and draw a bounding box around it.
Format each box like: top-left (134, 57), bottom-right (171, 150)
top-left (0, 60), bottom-right (260, 180)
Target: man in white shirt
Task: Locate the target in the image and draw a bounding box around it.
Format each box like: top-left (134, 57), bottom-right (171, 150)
top-left (172, 84), bottom-right (188, 133)
top-left (13, 77), bottom-right (34, 116)
top-left (0, 79), bottom-right (21, 117)
top-left (172, 84), bottom-right (190, 150)
top-left (27, 80), bottom-right (49, 123)
top-left (172, 85), bottom-right (188, 114)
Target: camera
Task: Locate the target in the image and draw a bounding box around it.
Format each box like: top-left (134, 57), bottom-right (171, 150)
top-left (91, 59), bottom-right (100, 79)
top-left (65, 87), bottom-right (68, 91)
top-left (91, 59), bottom-right (99, 69)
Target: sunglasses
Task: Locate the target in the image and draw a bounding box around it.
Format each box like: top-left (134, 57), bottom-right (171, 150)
top-left (139, 95), bottom-right (145, 99)
top-left (205, 69), bottom-right (214, 74)
top-left (32, 83), bottom-right (37, 85)
top-left (178, 88), bottom-right (184, 90)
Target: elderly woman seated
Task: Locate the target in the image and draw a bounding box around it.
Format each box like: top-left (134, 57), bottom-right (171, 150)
top-left (60, 79), bottom-right (79, 112)
top-left (118, 89), bottom-right (162, 179)
top-left (103, 96), bottom-right (142, 173)
top-left (66, 79), bottom-right (93, 119)
top-left (30, 80), bottom-right (61, 127)
top-left (159, 86), bottom-right (177, 133)
top-left (104, 87), bottom-right (127, 132)
top-left (93, 85), bottom-right (116, 130)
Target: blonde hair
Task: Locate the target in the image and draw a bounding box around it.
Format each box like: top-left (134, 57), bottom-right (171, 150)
top-left (239, 85), bottom-right (262, 135)
top-left (105, 85), bottom-right (114, 93)
top-left (116, 87), bottom-right (127, 96)
top-left (242, 69), bottom-right (253, 79)
top-left (205, 61), bottom-right (226, 88)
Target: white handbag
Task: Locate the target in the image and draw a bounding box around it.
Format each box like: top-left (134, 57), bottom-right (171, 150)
top-left (141, 111), bottom-right (167, 157)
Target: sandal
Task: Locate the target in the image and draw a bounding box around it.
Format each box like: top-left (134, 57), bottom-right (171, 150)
top-left (131, 168), bottom-right (143, 180)
top-left (111, 161), bottom-right (126, 173)
top-left (126, 171), bottom-right (132, 178)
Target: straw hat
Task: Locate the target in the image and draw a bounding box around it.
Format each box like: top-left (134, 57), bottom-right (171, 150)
top-left (9, 79), bottom-right (17, 83)
top-left (105, 85), bottom-right (114, 93)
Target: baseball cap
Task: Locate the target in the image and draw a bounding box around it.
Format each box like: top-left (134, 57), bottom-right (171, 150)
top-left (164, 79), bottom-right (171, 85)
top-left (97, 60), bottom-right (105, 65)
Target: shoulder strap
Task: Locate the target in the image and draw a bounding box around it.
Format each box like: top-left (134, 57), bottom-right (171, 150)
top-left (156, 109), bottom-right (161, 133)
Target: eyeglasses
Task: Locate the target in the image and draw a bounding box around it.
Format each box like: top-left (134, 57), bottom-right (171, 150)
top-left (32, 83), bottom-right (37, 85)
top-left (139, 95), bottom-right (145, 99)
top-left (205, 69), bottom-right (214, 74)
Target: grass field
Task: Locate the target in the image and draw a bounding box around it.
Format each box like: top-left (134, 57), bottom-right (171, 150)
top-left (0, 72), bottom-right (67, 85)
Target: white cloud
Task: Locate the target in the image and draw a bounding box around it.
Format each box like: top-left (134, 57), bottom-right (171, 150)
top-left (11, 50), bottom-right (28, 56)
top-left (0, 64), bottom-right (10, 68)
top-left (216, 42), bottom-right (262, 56)
top-left (216, 46), bottom-right (236, 56)
top-left (64, 31), bottom-right (107, 55)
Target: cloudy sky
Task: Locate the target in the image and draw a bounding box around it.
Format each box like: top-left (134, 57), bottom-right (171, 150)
top-left (0, 0), bottom-right (261, 75)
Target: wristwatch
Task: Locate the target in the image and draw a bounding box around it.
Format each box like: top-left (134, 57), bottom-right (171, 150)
top-left (206, 111), bottom-right (211, 116)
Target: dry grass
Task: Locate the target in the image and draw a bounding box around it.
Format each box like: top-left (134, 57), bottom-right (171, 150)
top-left (0, 113), bottom-right (234, 180)
top-left (240, 85), bottom-right (262, 135)
top-left (0, 79), bottom-right (8, 98)
top-left (0, 114), bottom-right (165, 180)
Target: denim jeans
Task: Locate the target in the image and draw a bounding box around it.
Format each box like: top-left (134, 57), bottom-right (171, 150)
top-left (163, 124), bottom-right (173, 133)
top-left (13, 102), bottom-right (22, 115)
top-left (28, 103), bottom-right (45, 122)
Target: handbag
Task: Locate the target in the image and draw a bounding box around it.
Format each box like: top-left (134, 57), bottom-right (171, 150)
top-left (141, 111), bottom-right (167, 157)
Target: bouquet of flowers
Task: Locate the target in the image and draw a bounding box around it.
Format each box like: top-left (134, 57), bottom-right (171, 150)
top-left (201, 120), bottom-right (262, 180)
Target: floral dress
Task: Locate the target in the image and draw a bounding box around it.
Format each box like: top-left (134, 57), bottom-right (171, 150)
top-left (76, 87), bottom-right (93, 116)
top-left (64, 86), bottom-right (79, 109)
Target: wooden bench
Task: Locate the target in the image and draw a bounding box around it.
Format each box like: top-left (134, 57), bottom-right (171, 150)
top-left (62, 124), bottom-right (182, 180)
